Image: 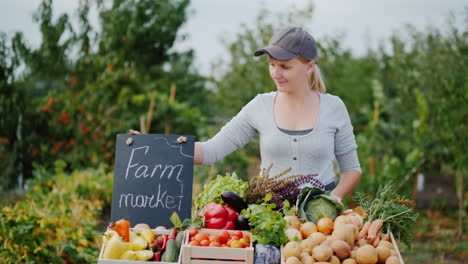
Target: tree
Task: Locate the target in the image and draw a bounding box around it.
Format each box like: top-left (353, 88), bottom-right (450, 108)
top-left (0, 0), bottom-right (212, 189)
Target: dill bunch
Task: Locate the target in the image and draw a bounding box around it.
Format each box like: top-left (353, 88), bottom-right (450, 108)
top-left (354, 183), bottom-right (418, 248)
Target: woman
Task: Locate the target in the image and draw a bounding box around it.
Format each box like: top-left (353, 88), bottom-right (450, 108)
top-left (194, 27), bottom-right (361, 203)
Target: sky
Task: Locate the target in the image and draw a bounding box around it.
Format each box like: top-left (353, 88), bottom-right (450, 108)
top-left (0, 0), bottom-right (466, 74)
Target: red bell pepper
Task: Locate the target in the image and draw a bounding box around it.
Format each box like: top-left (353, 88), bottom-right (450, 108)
top-left (202, 202), bottom-right (237, 230)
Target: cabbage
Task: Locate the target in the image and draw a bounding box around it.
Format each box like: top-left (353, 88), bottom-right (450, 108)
top-left (296, 187), bottom-right (343, 223)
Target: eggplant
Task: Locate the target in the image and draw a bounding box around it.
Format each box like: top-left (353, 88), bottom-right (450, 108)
top-left (221, 191), bottom-right (248, 213)
top-left (235, 214), bottom-right (250, 230)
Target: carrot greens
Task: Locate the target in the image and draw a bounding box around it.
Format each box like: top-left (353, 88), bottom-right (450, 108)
top-left (354, 184), bottom-right (418, 247)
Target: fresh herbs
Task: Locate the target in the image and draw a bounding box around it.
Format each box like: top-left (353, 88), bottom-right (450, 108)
top-left (354, 184), bottom-right (418, 247)
top-left (270, 174), bottom-right (325, 210)
top-left (241, 194), bottom-right (289, 247)
top-left (246, 163), bottom-right (303, 204)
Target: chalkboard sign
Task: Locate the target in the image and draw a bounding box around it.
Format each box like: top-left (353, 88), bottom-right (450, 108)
top-left (110, 134), bottom-right (195, 228)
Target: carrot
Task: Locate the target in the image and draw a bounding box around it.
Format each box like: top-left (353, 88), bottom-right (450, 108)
top-left (367, 219), bottom-right (384, 242)
top-left (115, 219), bottom-right (131, 242)
top-left (359, 221), bottom-right (372, 239)
top-left (372, 232), bottom-right (381, 247)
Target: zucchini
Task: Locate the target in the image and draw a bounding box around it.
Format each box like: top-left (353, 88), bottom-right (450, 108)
top-left (175, 231), bottom-right (184, 251)
top-left (161, 239), bottom-right (178, 262)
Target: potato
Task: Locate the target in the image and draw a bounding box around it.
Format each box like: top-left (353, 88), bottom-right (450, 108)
top-left (300, 252), bottom-right (311, 259)
top-left (332, 224), bottom-right (357, 248)
top-left (376, 245), bottom-right (391, 263)
top-left (342, 259), bottom-right (357, 264)
top-left (385, 256), bottom-right (400, 264)
top-left (321, 236), bottom-right (333, 247)
top-left (356, 239), bottom-right (369, 247)
top-left (378, 241), bottom-right (394, 250)
top-left (284, 241), bottom-right (301, 259)
top-left (286, 256), bottom-right (303, 264)
top-left (310, 232), bottom-right (327, 245)
top-left (390, 250), bottom-right (397, 257)
top-left (301, 238), bottom-right (318, 254)
top-left (301, 255), bottom-right (315, 264)
top-left (133, 223), bottom-right (150, 229)
top-left (285, 215), bottom-right (301, 229)
top-left (356, 244), bottom-right (378, 264)
top-left (330, 255), bottom-right (340, 264)
top-left (312, 244), bottom-right (333, 262)
top-left (301, 221), bottom-right (318, 238)
top-left (350, 249), bottom-right (357, 259)
top-left (334, 215), bottom-right (351, 228)
top-left (286, 228), bottom-right (303, 241)
top-left (331, 240), bottom-right (351, 260)
top-left (347, 213), bottom-right (363, 229)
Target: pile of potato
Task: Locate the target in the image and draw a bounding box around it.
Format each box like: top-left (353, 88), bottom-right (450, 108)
top-left (281, 212), bottom-right (401, 264)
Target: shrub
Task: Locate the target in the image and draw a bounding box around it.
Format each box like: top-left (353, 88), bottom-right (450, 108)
top-left (0, 161), bottom-right (113, 263)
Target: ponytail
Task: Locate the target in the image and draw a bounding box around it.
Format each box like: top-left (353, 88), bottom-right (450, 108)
top-left (309, 65), bottom-right (326, 93)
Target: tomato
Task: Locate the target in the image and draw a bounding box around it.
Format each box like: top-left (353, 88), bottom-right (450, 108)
top-left (188, 228), bottom-right (199, 238)
top-left (209, 241), bottom-right (221, 247)
top-left (208, 234), bottom-right (217, 242)
top-left (232, 231), bottom-right (243, 238)
top-left (189, 240), bottom-right (200, 246)
top-left (239, 237), bottom-right (250, 248)
top-left (230, 235), bottom-right (240, 241)
top-left (216, 230), bottom-right (230, 244)
top-left (230, 240), bottom-right (243, 248)
top-left (200, 239), bottom-right (210, 247)
top-left (193, 233), bottom-right (209, 242)
top-left (243, 235), bottom-right (251, 242)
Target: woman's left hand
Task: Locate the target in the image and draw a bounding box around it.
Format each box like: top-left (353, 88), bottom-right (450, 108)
top-left (330, 191), bottom-right (343, 205)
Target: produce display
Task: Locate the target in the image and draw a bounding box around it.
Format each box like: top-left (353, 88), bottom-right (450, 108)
top-left (187, 229), bottom-right (251, 248)
top-left (99, 172), bottom-right (416, 264)
top-left (100, 220), bottom-right (183, 262)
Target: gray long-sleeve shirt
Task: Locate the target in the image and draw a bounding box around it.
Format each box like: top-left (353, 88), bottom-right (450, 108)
top-left (199, 91), bottom-right (361, 185)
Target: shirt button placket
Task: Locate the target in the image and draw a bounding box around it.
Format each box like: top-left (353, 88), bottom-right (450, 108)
top-left (292, 137), bottom-right (299, 161)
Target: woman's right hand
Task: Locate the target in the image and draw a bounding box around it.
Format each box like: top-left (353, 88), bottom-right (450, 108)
top-left (129, 129), bottom-right (141, 135)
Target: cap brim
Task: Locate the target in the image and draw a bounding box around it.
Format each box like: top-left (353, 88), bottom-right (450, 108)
top-left (254, 45), bottom-right (297, 61)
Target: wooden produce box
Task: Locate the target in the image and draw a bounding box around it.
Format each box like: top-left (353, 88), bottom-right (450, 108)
top-left (181, 229), bottom-right (254, 264)
top-left (98, 228), bottom-right (184, 264)
top-left (280, 232), bottom-right (404, 264)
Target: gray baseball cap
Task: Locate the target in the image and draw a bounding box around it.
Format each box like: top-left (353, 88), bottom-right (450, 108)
top-left (254, 27), bottom-right (317, 61)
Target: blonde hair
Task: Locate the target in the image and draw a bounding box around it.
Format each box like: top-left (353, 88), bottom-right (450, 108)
top-left (309, 64), bottom-right (326, 93)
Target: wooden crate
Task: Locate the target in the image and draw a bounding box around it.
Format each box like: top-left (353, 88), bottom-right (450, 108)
top-left (181, 229), bottom-right (254, 264)
top-left (280, 232), bottom-right (405, 264)
top-left (98, 228), bottom-right (183, 264)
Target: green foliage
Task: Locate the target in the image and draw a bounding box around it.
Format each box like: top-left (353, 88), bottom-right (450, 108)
top-left (0, 161), bottom-right (113, 263)
top-left (0, 0), bottom-right (212, 189)
top-left (241, 196), bottom-right (289, 247)
top-left (193, 172), bottom-right (248, 214)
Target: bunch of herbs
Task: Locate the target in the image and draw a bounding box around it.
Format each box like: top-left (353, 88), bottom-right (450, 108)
top-left (354, 183), bottom-right (418, 247)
